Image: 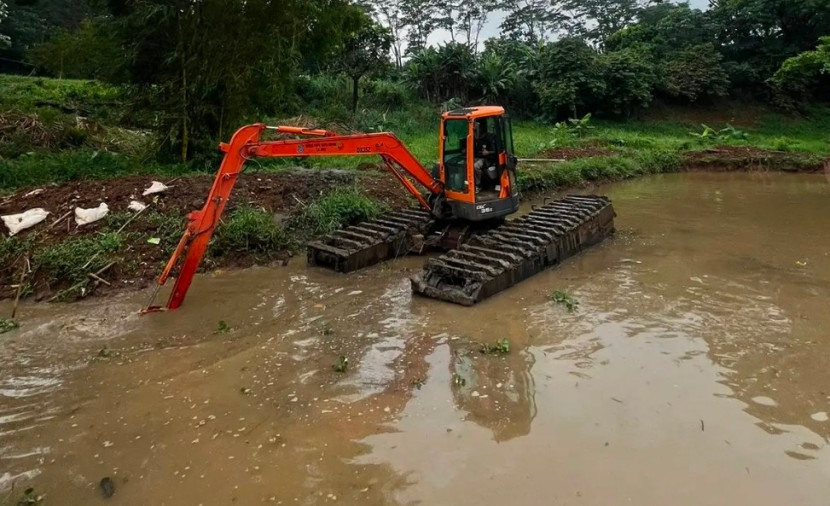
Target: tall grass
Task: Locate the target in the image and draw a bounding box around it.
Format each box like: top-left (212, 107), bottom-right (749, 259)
top-left (291, 186), bottom-right (388, 236)
top-left (210, 205), bottom-right (290, 259)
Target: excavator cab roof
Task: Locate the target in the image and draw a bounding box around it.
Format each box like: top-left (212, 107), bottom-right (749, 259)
top-left (442, 106), bottom-right (505, 120)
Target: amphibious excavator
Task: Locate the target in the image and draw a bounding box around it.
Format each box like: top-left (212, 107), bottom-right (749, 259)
top-left (144, 106), bottom-right (615, 312)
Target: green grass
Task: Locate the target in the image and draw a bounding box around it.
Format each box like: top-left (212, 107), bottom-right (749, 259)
top-left (210, 205), bottom-right (290, 259)
top-left (290, 186), bottom-right (388, 236)
top-left (0, 150), bottom-right (189, 190)
top-left (0, 74), bottom-right (122, 120)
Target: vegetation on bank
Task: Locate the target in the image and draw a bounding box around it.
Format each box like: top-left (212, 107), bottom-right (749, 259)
top-left (0, 185), bottom-right (384, 301)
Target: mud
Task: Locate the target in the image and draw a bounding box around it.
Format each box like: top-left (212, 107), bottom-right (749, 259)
top-left (682, 146), bottom-right (825, 172)
top-left (2, 172), bottom-right (830, 505)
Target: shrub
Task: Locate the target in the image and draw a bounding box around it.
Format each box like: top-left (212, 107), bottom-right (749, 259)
top-left (291, 187), bottom-right (386, 236)
top-left (210, 205), bottom-right (289, 258)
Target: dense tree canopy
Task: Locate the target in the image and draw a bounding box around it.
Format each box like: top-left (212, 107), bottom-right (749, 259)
top-left (1, 0), bottom-right (827, 159)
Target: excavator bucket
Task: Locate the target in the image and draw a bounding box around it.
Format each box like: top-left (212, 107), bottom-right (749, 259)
top-left (410, 195), bottom-right (615, 305)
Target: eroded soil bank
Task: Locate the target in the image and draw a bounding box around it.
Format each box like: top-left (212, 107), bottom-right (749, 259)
top-left (2, 172), bottom-right (830, 505)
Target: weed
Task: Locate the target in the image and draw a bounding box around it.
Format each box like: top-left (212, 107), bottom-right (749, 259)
top-left (291, 187), bottom-right (387, 237)
top-left (549, 290), bottom-right (579, 312)
top-left (210, 205), bottom-right (289, 259)
top-left (452, 373), bottom-right (467, 386)
top-left (5, 487), bottom-right (44, 505)
top-left (32, 233), bottom-right (122, 287)
top-left (480, 338), bottom-right (510, 355)
top-left (333, 355), bottom-right (349, 373)
top-left (689, 123), bottom-right (748, 142)
top-left (0, 318), bottom-right (19, 334)
top-left (215, 320), bottom-right (231, 334)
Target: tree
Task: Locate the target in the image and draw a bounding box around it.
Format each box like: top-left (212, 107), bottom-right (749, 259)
top-left (106, 0), bottom-right (365, 161)
top-left (770, 36), bottom-right (830, 106)
top-left (401, 0), bottom-right (440, 55)
top-left (658, 43), bottom-right (730, 102)
top-left (434, 0), bottom-right (496, 50)
top-left (710, 0), bottom-right (830, 90)
top-left (360, 0), bottom-right (408, 67)
top-left (598, 47), bottom-right (655, 116)
top-left (28, 19), bottom-right (120, 79)
top-left (338, 23), bottom-right (394, 112)
top-left (475, 51), bottom-right (517, 103)
top-left (0, 1), bottom-right (9, 49)
top-left (564, 0), bottom-right (642, 48)
top-left (499, 0), bottom-right (568, 42)
top-left (534, 38), bottom-right (605, 119)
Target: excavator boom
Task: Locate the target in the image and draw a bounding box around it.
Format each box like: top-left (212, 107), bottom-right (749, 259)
top-left (145, 123), bottom-right (442, 312)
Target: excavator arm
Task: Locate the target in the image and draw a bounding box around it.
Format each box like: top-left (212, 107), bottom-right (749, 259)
top-left (143, 123), bottom-right (442, 312)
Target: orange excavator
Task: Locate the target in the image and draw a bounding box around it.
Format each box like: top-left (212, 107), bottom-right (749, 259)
top-left (145, 106), bottom-right (615, 312)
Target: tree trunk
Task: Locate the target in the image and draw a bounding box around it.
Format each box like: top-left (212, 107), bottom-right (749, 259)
top-left (352, 75), bottom-right (360, 113)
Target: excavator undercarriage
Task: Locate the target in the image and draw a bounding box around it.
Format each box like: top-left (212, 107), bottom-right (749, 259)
top-left (307, 195), bottom-right (615, 305)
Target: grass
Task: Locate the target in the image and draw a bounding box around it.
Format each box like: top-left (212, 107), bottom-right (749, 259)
top-left (0, 150), bottom-right (188, 190)
top-left (210, 205), bottom-right (290, 260)
top-left (290, 186), bottom-right (388, 236)
top-left (32, 233), bottom-right (122, 286)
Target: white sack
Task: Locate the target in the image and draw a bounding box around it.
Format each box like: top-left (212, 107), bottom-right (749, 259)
top-left (75, 203), bottom-right (109, 226)
top-left (2, 208), bottom-right (50, 236)
top-left (142, 181), bottom-right (168, 196)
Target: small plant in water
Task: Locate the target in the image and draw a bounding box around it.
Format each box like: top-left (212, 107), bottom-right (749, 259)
top-left (333, 355), bottom-right (349, 373)
top-left (15, 487), bottom-right (44, 505)
top-left (0, 318), bottom-right (19, 334)
top-left (480, 338), bottom-right (510, 355)
top-left (549, 290), bottom-right (579, 312)
top-left (215, 320), bottom-right (231, 334)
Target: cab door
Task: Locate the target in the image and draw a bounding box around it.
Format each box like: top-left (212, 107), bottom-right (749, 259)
top-left (498, 115), bottom-right (518, 198)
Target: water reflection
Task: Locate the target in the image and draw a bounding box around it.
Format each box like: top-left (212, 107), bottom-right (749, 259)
top-left (449, 342), bottom-right (537, 442)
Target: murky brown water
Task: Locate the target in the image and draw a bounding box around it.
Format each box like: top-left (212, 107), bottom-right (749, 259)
top-left (2, 172), bottom-right (830, 505)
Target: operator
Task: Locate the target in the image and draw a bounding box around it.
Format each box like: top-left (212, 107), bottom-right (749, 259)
top-left (473, 119), bottom-right (496, 193)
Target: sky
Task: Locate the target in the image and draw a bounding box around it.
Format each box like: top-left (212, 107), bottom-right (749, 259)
top-left (427, 0), bottom-right (711, 46)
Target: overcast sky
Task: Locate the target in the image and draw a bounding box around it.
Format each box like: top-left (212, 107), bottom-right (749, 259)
top-left (428, 0), bottom-right (711, 46)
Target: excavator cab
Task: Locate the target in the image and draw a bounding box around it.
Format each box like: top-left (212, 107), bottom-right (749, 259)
top-left (439, 106), bottom-right (520, 221)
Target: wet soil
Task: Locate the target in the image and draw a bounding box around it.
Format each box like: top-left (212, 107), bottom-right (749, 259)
top-left (683, 146), bottom-right (826, 172)
top-left (2, 172), bottom-right (830, 505)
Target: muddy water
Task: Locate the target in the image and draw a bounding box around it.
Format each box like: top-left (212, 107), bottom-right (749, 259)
top-left (2, 172), bottom-right (830, 505)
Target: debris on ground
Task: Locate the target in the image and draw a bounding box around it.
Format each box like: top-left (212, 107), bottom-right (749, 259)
top-left (0, 318), bottom-right (19, 334)
top-left (74, 203), bottom-right (109, 226)
top-left (142, 181), bottom-right (169, 196)
top-left (128, 200), bottom-right (147, 212)
top-left (2, 208), bottom-right (50, 235)
top-left (99, 476), bottom-right (115, 498)
top-left (14, 487), bottom-right (44, 505)
top-left (332, 355), bottom-right (349, 372)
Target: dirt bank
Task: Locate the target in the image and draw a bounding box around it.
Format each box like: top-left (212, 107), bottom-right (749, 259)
top-left (0, 170), bottom-right (411, 301)
top-left (682, 146), bottom-right (827, 172)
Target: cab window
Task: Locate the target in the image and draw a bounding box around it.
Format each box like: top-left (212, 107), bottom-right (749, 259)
top-left (442, 119), bottom-right (469, 192)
